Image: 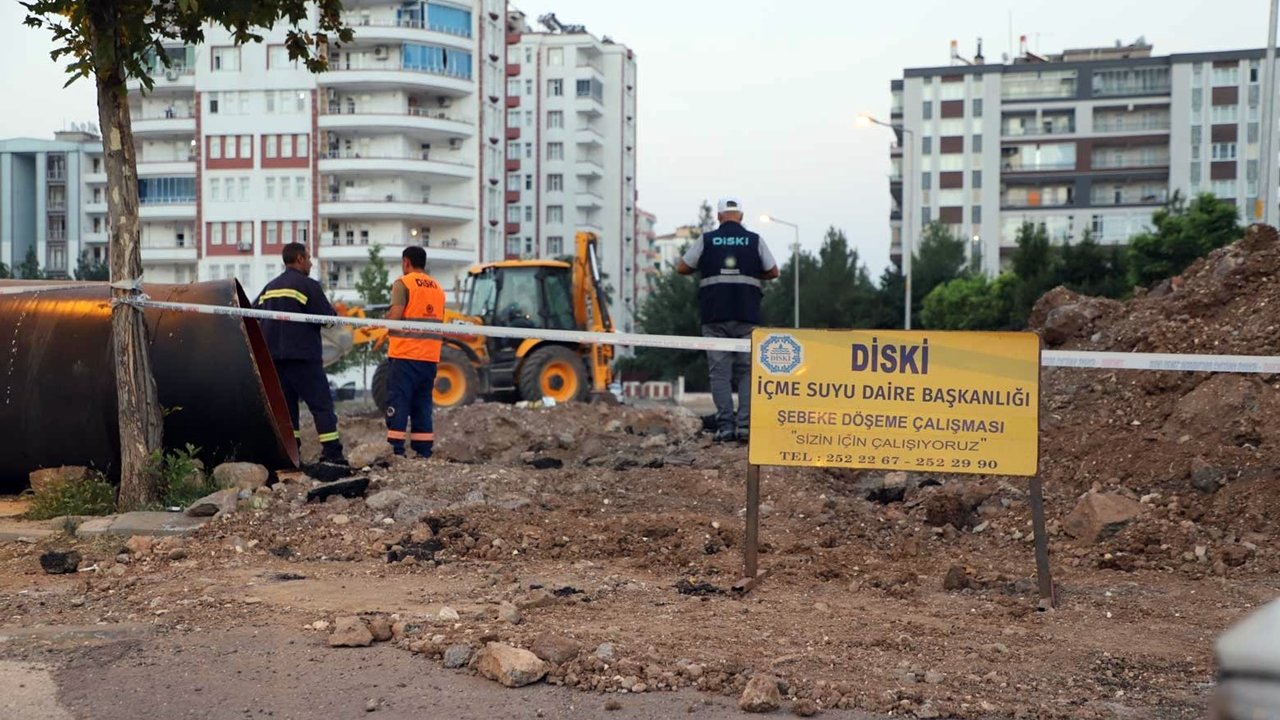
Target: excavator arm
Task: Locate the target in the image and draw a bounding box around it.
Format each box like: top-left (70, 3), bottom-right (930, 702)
top-left (572, 231), bottom-right (614, 393)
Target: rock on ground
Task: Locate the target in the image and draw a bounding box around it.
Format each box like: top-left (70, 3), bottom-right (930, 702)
top-left (1063, 491), bottom-right (1145, 543)
top-left (470, 642), bottom-right (548, 688)
top-left (367, 616), bottom-right (393, 642)
top-left (348, 442), bottom-right (392, 469)
top-left (497, 602), bottom-right (522, 625)
top-left (739, 674), bottom-right (782, 713)
top-left (365, 490), bottom-right (408, 513)
top-left (792, 698), bottom-right (819, 717)
top-left (211, 463), bottom-right (269, 491)
top-left (443, 644), bottom-right (473, 669)
top-left (328, 616), bottom-right (374, 648)
top-left (185, 489), bottom-right (238, 518)
top-left (529, 634), bottom-right (581, 665)
top-left (27, 466), bottom-right (97, 495)
top-left (39, 550), bottom-right (81, 575)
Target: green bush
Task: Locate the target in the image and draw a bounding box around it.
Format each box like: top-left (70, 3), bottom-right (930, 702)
top-left (146, 444), bottom-right (218, 508)
top-left (26, 472), bottom-right (116, 520)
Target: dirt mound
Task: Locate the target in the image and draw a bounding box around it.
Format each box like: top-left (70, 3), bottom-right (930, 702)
top-left (1031, 223), bottom-right (1280, 553)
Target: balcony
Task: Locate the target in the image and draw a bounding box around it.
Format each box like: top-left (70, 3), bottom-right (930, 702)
top-left (343, 17), bottom-right (473, 47)
top-left (1001, 161), bottom-right (1078, 174)
top-left (506, 96), bottom-right (520, 108)
top-left (133, 109), bottom-right (196, 137)
top-left (316, 63), bottom-right (473, 96)
top-left (318, 152), bottom-right (473, 179)
top-left (127, 65), bottom-right (195, 93)
top-left (84, 199), bottom-right (108, 214)
top-left (1092, 116), bottom-right (1171, 134)
top-left (137, 159), bottom-right (197, 177)
top-left (141, 244), bottom-right (198, 262)
top-left (506, 158), bottom-right (520, 171)
top-left (575, 157), bottom-right (603, 177)
top-left (1001, 123), bottom-right (1076, 139)
top-left (319, 106), bottom-right (473, 138)
top-left (1091, 153), bottom-right (1170, 170)
top-left (507, 63), bottom-right (521, 76)
top-left (505, 222), bottom-right (520, 234)
top-left (319, 194), bottom-right (474, 222)
top-left (575, 191), bottom-right (604, 208)
top-left (506, 127), bottom-right (521, 140)
top-left (1091, 188), bottom-right (1169, 206)
top-left (139, 199), bottom-right (196, 220)
top-left (506, 190), bottom-right (520, 203)
top-left (575, 127), bottom-right (604, 146)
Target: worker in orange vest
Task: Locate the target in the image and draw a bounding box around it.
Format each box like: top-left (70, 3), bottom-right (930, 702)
top-left (385, 246), bottom-right (447, 457)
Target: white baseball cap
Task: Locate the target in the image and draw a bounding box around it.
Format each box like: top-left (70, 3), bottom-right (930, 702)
top-left (716, 197), bottom-right (743, 214)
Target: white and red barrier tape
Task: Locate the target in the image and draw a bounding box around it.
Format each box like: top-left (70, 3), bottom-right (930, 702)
top-left (7, 284), bottom-right (1279, 375)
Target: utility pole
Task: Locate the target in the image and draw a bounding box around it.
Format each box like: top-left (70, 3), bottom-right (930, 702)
top-left (1261, 0), bottom-right (1279, 226)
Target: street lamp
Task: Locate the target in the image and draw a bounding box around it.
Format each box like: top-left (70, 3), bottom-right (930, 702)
top-left (858, 112), bottom-right (915, 330)
top-left (760, 214), bottom-right (800, 328)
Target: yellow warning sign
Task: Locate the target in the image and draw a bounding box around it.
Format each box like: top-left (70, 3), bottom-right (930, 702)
top-left (748, 329), bottom-right (1040, 477)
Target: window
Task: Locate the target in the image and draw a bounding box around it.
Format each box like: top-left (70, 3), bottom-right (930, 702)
top-left (525, 79), bottom-right (533, 96)
top-left (548, 174), bottom-right (564, 191)
top-left (296, 221), bottom-right (309, 245)
top-left (507, 172), bottom-right (520, 191)
top-left (239, 177), bottom-right (250, 201)
top-left (921, 173), bottom-right (932, 190)
top-left (972, 206), bottom-right (982, 223)
top-left (279, 177), bottom-right (291, 198)
top-left (548, 142), bottom-right (564, 161)
top-left (547, 205), bottom-right (564, 224)
top-left (524, 47), bottom-right (533, 64)
top-left (506, 141), bottom-right (520, 159)
top-left (212, 47), bottom-right (240, 72)
top-left (1191, 163), bottom-right (1203, 187)
top-left (1250, 60), bottom-right (1261, 84)
top-left (266, 135), bottom-right (278, 158)
top-left (548, 48), bottom-right (563, 66)
top-left (524, 237), bottom-right (534, 255)
top-left (1192, 64), bottom-right (1204, 88)
top-left (1211, 104), bottom-right (1239, 123)
top-left (524, 174), bottom-right (533, 190)
top-left (940, 82), bottom-right (965, 101)
top-left (922, 102), bottom-right (932, 120)
top-left (524, 142), bottom-right (533, 159)
top-left (507, 78), bottom-right (521, 96)
top-left (548, 110), bottom-right (564, 129)
top-left (547, 236), bottom-right (563, 255)
top-left (507, 108), bottom-right (520, 127)
top-left (1192, 143), bottom-right (1201, 161)
top-left (921, 207), bottom-right (932, 223)
top-left (239, 136), bottom-right (251, 159)
top-left (268, 45), bottom-right (296, 70)
top-left (281, 136), bottom-right (293, 158)
top-left (209, 96), bottom-right (219, 114)
top-left (265, 92), bottom-right (276, 114)
top-left (548, 79), bottom-right (563, 97)
top-left (507, 205), bottom-right (520, 223)
top-left (524, 206), bottom-right (533, 222)
top-left (1212, 179), bottom-right (1237, 198)
top-left (525, 110), bottom-right (533, 127)
top-left (212, 223), bottom-right (224, 245)
top-left (266, 223), bottom-right (278, 247)
top-left (973, 170), bottom-right (982, 188)
top-left (1092, 66), bottom-right (1170, 96)
top-left (507, 237), bottom-right (522, 255)
top-left (972, 135), bottom-right (983, 152)
top-left (265, 177), bottom-right (276, 199)
top-left (1212, 65), bottom-right (1240, 87)
top-left (209, 137), bottom-right (222, 160)
top-left (921, 137), bottom-right (933, 154)
top-left (972, 98), bottom-right (983, 117)
top-left (1212, 142), bottom-right (1238, 160)
top-left (296, 176), bottom-right (306, 200)
top-left (1249, 122), bottom-right (1260, 144)
top-left (210, 178), bottom-right (221, 201)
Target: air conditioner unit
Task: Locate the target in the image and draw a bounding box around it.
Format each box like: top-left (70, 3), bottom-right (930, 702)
top-left (374, 45), bottom-right (388, 60)
top-left (448, 138), bottom-right (461, 150)
top-left (237, 241), bottom-right (253, 251)
top-left (165, 68), bottom-right (179, 82)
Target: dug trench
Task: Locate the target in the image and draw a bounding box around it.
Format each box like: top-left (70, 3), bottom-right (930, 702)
top-left (6, 227), bottom-right (1280, 718)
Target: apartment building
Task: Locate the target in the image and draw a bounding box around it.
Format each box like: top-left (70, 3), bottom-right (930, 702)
top-left (888, 39), bottom-right (1278, 276)
top-left (503, 10), bottom-right (641, 330)
top-left (124, 0), bottom-right (506, 301)
top-left (631, 207), bottom-right (658, 313)
top-left (0, 128), bottom-right (106, 278)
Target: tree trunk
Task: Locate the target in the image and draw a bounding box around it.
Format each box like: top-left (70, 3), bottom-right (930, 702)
top-left (94, 62), bottom-right (164, 510)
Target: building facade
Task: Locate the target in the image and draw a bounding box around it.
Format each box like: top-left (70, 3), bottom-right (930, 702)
top-left (631, 206), bottom-right (657, 312)
top-left (889, 40), bottom-right (1279, 276)
top-left (0, 128), bottom-right (106, 278)
top-left (122, 0), bottom-right (506, 301)
top-left (503, 10), bottom-right (640, 330)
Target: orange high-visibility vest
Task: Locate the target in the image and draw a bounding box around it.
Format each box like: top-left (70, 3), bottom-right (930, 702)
top-left (388, 271), bottom-right (447, 362)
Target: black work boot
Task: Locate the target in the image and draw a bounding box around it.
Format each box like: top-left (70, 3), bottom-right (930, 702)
top-left (713, 428), bottom-right (735, 443)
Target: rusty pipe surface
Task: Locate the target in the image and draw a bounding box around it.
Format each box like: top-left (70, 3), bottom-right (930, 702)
top-left (0, 280), bottom-right (298, 491)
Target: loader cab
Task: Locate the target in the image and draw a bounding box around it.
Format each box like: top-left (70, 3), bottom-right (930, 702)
top-left (464, 262), bottom-right (575, 331)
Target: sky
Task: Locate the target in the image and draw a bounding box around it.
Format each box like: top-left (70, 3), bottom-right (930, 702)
top-left (0, 0), bottom-right (1268, 273)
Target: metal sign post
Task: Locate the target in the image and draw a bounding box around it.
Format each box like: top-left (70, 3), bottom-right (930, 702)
top-left (1029, 475), bottom-right (1056, 608)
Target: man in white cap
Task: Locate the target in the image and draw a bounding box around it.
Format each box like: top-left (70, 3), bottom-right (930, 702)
top-left (677, 198), bottom-right (779, 442)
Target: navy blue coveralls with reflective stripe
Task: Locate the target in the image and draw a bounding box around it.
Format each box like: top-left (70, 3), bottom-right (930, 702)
top-left (255, 267), bottom-right (344, 462)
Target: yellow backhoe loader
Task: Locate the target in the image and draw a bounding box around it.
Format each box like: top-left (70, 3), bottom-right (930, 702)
top-left (325, 231), bottom-right (614, 410)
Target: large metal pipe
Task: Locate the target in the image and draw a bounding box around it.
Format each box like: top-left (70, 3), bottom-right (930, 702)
top-left (0, 280), bottom-right (298, 491)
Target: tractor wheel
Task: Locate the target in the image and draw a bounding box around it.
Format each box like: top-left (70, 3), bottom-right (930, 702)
top-left (371, 360), bottom-right (390, 414)
top-left (518, 345), bottom-right (588, 404)
top-left (434, 346), bottom-right (479, 410)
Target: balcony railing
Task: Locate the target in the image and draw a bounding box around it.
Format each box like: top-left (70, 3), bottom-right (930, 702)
top-left (47, 202), bottom-right (67, 212)
top-left (320, 150), bottom-right (473, 167)
top-left (343, 16), bottom-right (472, 38)
top-left (322, 192), bottom-right (473, 208)
top-left (1092, 117), bottom-right (1171, 133)
top-left (323, 235), bottom-right (467, 248)
top-left (46, 170), bottom-right (66, 182)
top-left (1001, 161), bottom-right (1078, 172)
top-left (1002, 124), bottom-right (1076, 138)
top-left (328, 57), bottom-right (472, 80)
top-left (140, 195), bottom-right (196, 205)
top-left (320, 105), bottom-right (472, 124)
top-left (1091, 154), bottom-right (1170, 169)
top-left (1091, 189), bottom-right (1169, 205)
top-left (136, 107), bottom-right (195, 120)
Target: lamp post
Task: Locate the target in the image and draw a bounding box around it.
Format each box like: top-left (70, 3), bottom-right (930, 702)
top-left (760, 214), bottom-right (800, 328)
top-left (858, 113), bottom-right (915, 329)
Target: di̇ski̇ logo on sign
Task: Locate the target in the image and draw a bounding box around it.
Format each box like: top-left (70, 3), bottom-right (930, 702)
top-left (759, 334), bottom-right (803, 375)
